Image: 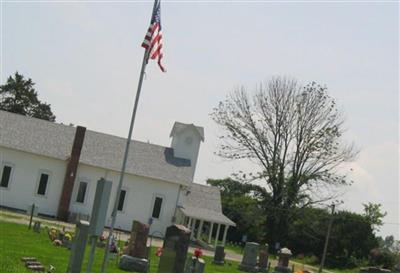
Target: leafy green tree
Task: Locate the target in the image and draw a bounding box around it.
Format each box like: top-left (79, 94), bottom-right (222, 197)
top-left (288, 207), bottom-right (378, 268)
top-left (363, 202), bottom-right (387, 232)
top-left (207, 178), bottom-right (266, 242)
top-left (0, 72), bottom-right (56, 121)
top-left (211, 77), bottom-right (357, 246)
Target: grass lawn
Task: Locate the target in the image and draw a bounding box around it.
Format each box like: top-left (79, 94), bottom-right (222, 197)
top-left (0, 221), bottom-right (243, 273)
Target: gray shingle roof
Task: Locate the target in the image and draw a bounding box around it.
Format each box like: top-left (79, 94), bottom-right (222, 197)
top-left (0, 110), bottom-right (194, 184)
top-left (181, 183), bottom-right (236, 226)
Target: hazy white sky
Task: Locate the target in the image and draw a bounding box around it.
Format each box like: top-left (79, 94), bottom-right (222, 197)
top-left (1, 1), bottom-right (398, 238)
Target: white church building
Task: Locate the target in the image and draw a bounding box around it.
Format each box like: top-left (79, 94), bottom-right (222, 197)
top-left (0, 110), bottom-right (235, 245)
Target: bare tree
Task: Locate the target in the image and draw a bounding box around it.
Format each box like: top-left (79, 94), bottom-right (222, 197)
top-left (211, 77), bottom-right (357, 245)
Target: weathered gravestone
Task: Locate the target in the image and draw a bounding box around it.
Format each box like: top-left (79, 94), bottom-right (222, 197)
top-left (184, 257), bottom-right (206, 273)
top-left (118, 220), bottom-right (150, 272)
top-left (157, 224), bottom-right (191, 273)
top-left (119, 255), bottom-right (149, 272)
top-left (67, 220), bottom-right (90, 273)
top-left (259, 244), bottom-right (269, 272)
top-left (238, 242), bottom-right (259, 272)
top-left (33, 221), bottom-right (41, 233)
top-left (273, 247), bottom-right (292, 273)
top-left (213, 245), bottom-right (225, 265)
top-left (128, 220), bottom-right (150, 258)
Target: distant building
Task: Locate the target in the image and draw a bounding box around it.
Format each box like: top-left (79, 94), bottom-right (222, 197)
top-left (0, 110), bottom-right (234, 242)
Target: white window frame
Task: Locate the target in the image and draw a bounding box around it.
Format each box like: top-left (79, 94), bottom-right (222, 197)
top-left (74, 177), bottom-right (90, 206)
top-left (117, 187), bottom-right (129, 214)
top-left (150, 193), bottom-right (165, 220)
top-left (0, 162), bottom-right (15, 190)
top-left (35, 170), bottom-right (52, 198)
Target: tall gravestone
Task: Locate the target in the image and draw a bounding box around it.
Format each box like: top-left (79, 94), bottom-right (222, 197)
top-left (213, 245), bottom-right (225, 265)
top-left (273, 247), bottom-right (292, 273)
top-left (157, 224), bottom-right (191, 273)
top-left (259, 243), bottom-right (269, 272)
top-left (67, 220), bottom-right (90, 273)
top-left (238, 242), bottom-right (259, 272)
top-left (128, 220), bottom-right (150, 258)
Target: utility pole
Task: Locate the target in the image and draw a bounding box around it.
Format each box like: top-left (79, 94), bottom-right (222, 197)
top-left (318, 204), bottom-right (335, 273)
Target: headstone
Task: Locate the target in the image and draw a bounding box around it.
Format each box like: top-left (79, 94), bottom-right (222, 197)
top-left (119, 255), bottom-right (149, 272)
top-left (27, 265), bottom-right (45, 272)
top-left (184, 257), bottom-right (206, 273)
top-left (88, 178), bottom-right (112, 236)
top-left (26, 261), bottom-right (42, 267)
top-left (33, 221), bottom-right (41, 233)
top-left (273, 247), bottom-right (292, 273)
top-left (128, 220), bottom-right (150, 259)
top-left (259, 244), bottom-right (269, 272)
top-left (157, 224), bottom-right (191, 273)
top-left (194, 258), bottom-right (205, 273)
top-left (67, 220), bottom-right (90, 273)
top-left (238, 242), bottom-right (259, 272)
top-left (213, 245), bottom-right (225, 265)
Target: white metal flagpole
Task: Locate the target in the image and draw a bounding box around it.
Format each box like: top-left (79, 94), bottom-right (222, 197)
top-left (100, 1), bottom-right (159, 272)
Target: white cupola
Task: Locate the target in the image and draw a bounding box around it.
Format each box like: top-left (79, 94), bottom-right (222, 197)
top-left (170, 122), bottom-right (204, 179)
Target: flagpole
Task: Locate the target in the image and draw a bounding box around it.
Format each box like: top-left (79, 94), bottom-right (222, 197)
top-left (100, 1), bottom-right (159, 272)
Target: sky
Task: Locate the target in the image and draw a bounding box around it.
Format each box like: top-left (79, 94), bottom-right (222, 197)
top-left (1, 1), bottom-right (398, 239)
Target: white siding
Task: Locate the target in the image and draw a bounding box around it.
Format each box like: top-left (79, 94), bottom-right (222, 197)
top-left (70, 164), bottom-right (180, 235)
top-left (0, 146), bottom-right (181, 236)
top-left (0, 146), bottom-right (67, 216)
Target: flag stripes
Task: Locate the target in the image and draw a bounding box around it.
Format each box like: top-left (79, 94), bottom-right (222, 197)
top-left (141, 1), bottom-right (165, 72)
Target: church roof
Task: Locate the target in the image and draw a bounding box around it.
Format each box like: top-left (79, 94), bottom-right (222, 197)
top-left (180, 183), bottom-right (236, 226)
top-left (0, 110), bottom-right (194, 185)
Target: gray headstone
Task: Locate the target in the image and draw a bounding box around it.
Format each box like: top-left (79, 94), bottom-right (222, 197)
top-left (119, 255), bottom-right (149, 272)
top-left (273, 247), bottom-right (293, 273)
top-left (88, 179), bottom-right (112, 236)
top-left (213, 245), bottom-right (225, 265)
top-left (184, 257), bottom-right (206, 273)
top-left (157, 224), bottom-right (191, 273)
top-left (238, 242), bottom-right (259, 272)
top-left (194, 258), bottom-right (205, 273)
top-left (67, 220), bottom-right (89, 273)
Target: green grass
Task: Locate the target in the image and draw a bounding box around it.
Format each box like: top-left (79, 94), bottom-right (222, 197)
top-left (0, 220), bottom-right (361, 273)
top-left (0, 221), bottom-right (242, 273)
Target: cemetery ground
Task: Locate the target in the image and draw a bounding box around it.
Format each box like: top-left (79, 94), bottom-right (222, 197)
top-left (0, 209), bottom-right (358, 273)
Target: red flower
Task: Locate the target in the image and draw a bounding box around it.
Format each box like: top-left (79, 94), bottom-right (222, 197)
top-left (156, 247), bottom-right (163, 257)
top-left (194, 248), bottom-right (203, 258)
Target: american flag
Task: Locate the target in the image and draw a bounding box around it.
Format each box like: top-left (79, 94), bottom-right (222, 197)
top-left (141, 1), bottom-right (166, 72)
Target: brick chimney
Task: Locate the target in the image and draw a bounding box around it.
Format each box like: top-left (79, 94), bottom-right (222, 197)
top-left (57, 126), bottom-right (86, 221)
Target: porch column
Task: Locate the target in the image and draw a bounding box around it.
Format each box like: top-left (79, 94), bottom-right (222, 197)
top-left (190, 219), bottom-right (196, 240)
top-left (208, 222), bottom-right (214, 244)
top-left (214, 223), bottom-right (221, 249)
top-left (222, 225), bottom-right (229, 246)
top-left (187, 217), bottom-right (192, 229)
top-left (197, 220), bottom-right (204, 240)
